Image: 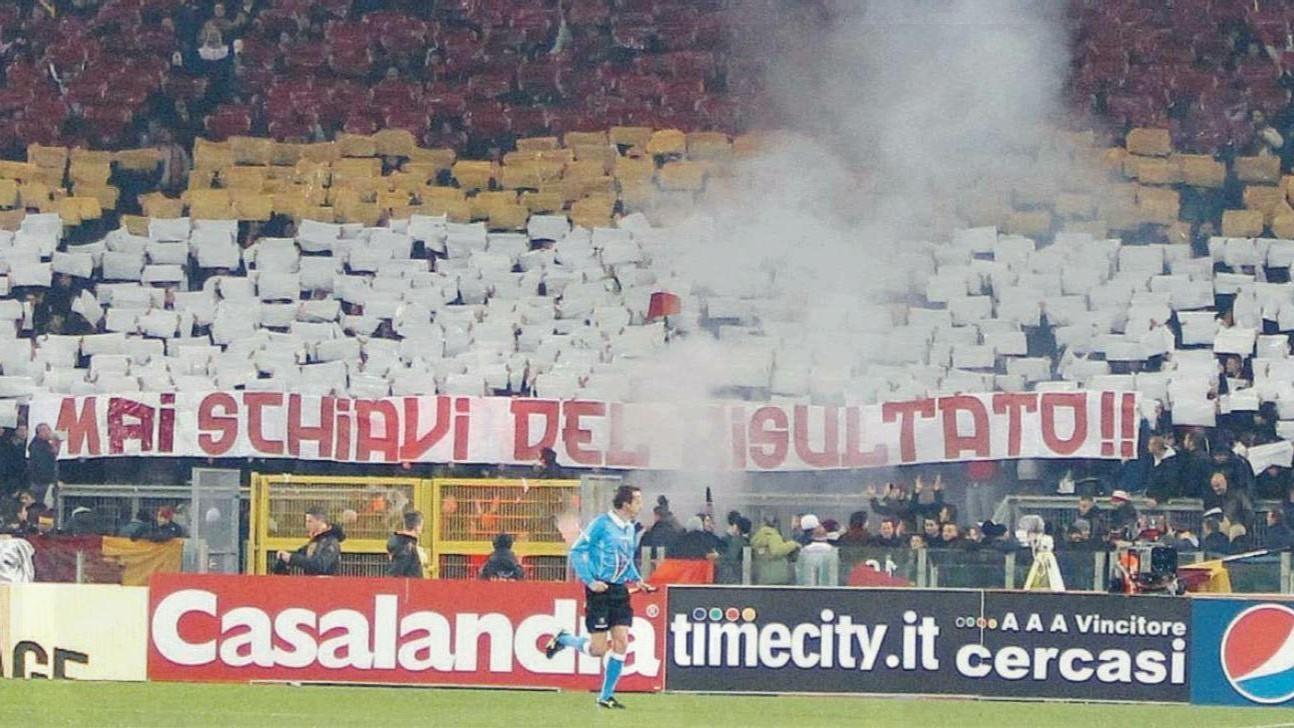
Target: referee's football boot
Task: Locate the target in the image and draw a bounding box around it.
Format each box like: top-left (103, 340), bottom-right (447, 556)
top-left (544, 629), bottom-right (569, 658)
top-left (596, 697), bottom-right (626, 709)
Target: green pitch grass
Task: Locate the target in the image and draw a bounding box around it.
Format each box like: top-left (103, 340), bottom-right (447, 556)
top-left (0, 680), bottom-right (1291, 727)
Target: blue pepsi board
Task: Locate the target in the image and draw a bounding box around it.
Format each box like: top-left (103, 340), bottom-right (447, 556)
top-left (1192, 598), bottom-right (1294, 706)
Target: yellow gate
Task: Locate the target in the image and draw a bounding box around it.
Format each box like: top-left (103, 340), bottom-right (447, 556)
top-left (249, 474), bottom-right (580, 579)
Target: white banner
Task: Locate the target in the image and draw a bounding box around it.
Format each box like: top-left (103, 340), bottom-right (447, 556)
top-left (26, 391), bottom-right (1139, 471)
top-left (0, 583), bottom-right (148, 680)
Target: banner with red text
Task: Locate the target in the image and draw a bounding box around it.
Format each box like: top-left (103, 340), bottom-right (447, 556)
top-left (28, 391), bottom-right (1139, 471)
top-left (147, 574), bottom-right (665, 690)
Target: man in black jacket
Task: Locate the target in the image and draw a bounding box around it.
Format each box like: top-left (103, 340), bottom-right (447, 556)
top-left (480, 532), bottom-right (525, 581)
top-left (386, 510), bottom-right (423, 578)
top-left (1145, 436), bottom-right (1184, 503)
top-left (274, 506), bottom-right (345, 575)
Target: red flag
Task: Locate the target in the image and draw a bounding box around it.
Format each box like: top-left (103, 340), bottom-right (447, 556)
top-left (647, 291), bottom-right (681, 320)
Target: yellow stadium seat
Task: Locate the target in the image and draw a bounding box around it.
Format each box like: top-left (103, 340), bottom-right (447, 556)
top-left (385, 172), bottom-right (426, 193)
top-left (516, 136), bottom-right (560, 152)
top-left (230, 136), bottom-right (273, 165)
top-left (292, 160), bottom-right (331, 186)
top-left (27, 144), bottom-right (69, 170)
top-left (193, 139), bottom-right (233, 170)
top-left (522, 191), bottom-right (563, 214)
top-left (121, 214), bottom-right (150, 236)
top-left (1125, 127), bottom-right (1172, 157)
top-left (657, 160), bottom-right (708, 191)
top-left (57, 197), bottom-right (83, 225)
top-left (1222, 208), bottom-right (1265, 236)
top-left (423, 197), bottom-right (472, 222)
top-left (232, 191), bottom-right (273, 221)
top-left (564, 130), bottom-right (609, 148)
top-left (407, 147), bottom-right (456, 171)
top-left (568, 175), bottom-right (615, 198)
top-left (0, 161), bottom-right (37, 180)
top-left (614, 155), bottom-right (655, 185)
top-left (499, 163), bottom-right (544, 190)
top-left (19, 181), bottom-right (51, 209)
top-left (74, 183), bottom-right (119, 210)
top-left (70, 148), bottom-right (113, 166)
top-left (221, 165), bottom-right (269, 191)
top-left (1244, 185), bottom-right (1283, 214)
top-left (373, 129), bottom-right (417, 157)
top-left (1180, 154), bottom-right (1226, 190)
top-left (488, 202), bottom-right (529, 231)
top-left (76, 196), bottom-right (102, 220)
top-left (1133, 156), bottom-right (1183, 185)
top-left (273, 192), bottom-right (306, 219)
top-left (452, 160), bottom-right (495, 190)
top-left (333, 156), bottom-right (381, 178)
top-left (401, 161), bottom-right (442, 182)
top-left (113, 148), bottom-right (162, 172)
top-left (610, 126), bottom-right (652, 149)
top-left (570, 195), bottom-right (614, 229)
top-left (571, 144), bottom-right (615, 171)
top-left (270, 142), bottom-right (303, 166)
top-left (338, 133), bottom-right (378, 158)
top-left (300, 142), bottom-right (341, 163)
top-left (0, 209), bottom-right (23, 230)
top-left (646, 129), bottom-right (687, 157)
top-left (686, 132), bottom-right (732, 161)
top-left (300, 205), bottom-right (338, 223)
top-left (564, 159), bottom-right (607, 180)
top-left (377, 190), bottom-right (410, 210)
top-left (0, 179), bottom-right (18, 209)
top-left (421, 186), bottom-right (466, 204)
top-left (469, 190), bottom-right (517, 220)
top-left (1236, 155), bottom-right (1281, 183)
top-left (1135, 185), bottom-right (1179, 225)
top-left (187, 169), bottom-right (215, 190)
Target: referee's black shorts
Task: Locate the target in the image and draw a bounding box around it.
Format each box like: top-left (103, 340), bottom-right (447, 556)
top-left (584, 583), bottom-right (633, 633)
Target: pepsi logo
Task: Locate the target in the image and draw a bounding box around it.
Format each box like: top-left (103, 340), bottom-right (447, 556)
top-left (1221, 604), bottom-right (1294, 704)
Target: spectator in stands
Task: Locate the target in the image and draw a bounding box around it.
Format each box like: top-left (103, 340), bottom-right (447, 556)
top-left (699, 512), bottom-right (724, 552)
top-left (909, 534), bottom-right (927, 551)
top-left (672, 516), bottom-right (719, 561)
top-left (640, 496), bottom-right (681, 553)
top-left (1179, 430), bottom-right (1213, 498)
top-left (1063, 519), bottom-right (1097, 551)
top-left (273, 506), bottom-right (345, 576)
top-left (1107, 491), bottom-right (1139, 540)
top-left (1145, 436), bottom-right (1184, 504)
top-left (64, 506), bottom-right (96, 535)
top-left (920, 517), bottom-right (942, 547)
top-left (147, 506), bottom-right (187, 541)
top-left (119, 509), bottom-right (151, 540)
top-left (480, 532), bottom-right (525, 581)
top-left (980, 521), bottom-right (1013, 552)
top-left (154, 127), bottom-right (192, 195)
top-left (1075, 494), bottom-right (1107, 540)
top-left (533, 447), bottom-right (566, 479)
top-left (796, 519), bottom-right (839, 587)
top-left (963, 461), bottom-right (1000, 527)
top-left (1204, 472), bottom-right (1255, 528)
top-left (795, 513), bottom-right (823, 546)
top-left (386, 510), bottom-right (424, 578)
top-left (866, 483), bottom-right (912, 529)
top-left (716, 515), bottom-right (751, 584)
top-left (908, 475), bottom-right (945, 522)
top-left (868, 517), bottom-right (902, 548)
top-left (838, 510), bottom-right (869, 545)
top-left (1207, 434), bottom-right (1256, 498)
top-left (0, 424), bottom-right (27, 496)
top-left (962, 525), bottom-right (984, 550)
top-left (939, 522), bottom-right (964, 549)
top-left (1201, 514), bottom-right (1230, 555)
top-left (26, 424), bottom-right (60, 507)
top-left (1248, 109), bottom-right (1285, 157)
top-left (750, 515), bottom-right (800, 585)
top-left (1228, 523), bottom-right (1254, 554)
top-left (1265, 510), bottom-right (1294, 550)
top-left (1257, 464), bottom-right (1291, 501)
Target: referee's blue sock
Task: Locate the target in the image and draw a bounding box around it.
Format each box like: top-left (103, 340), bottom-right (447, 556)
top-left (557, 633), bottom-right (589, 654)
top-left (598, 652), bottom-right (625, 701)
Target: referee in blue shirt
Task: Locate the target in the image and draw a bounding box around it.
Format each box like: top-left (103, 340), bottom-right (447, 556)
top-left (545, 484), bottom-right (656, 709)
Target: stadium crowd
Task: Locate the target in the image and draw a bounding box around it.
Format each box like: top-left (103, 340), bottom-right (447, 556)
top-left (5, 0), bottom-right (1294, 587)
